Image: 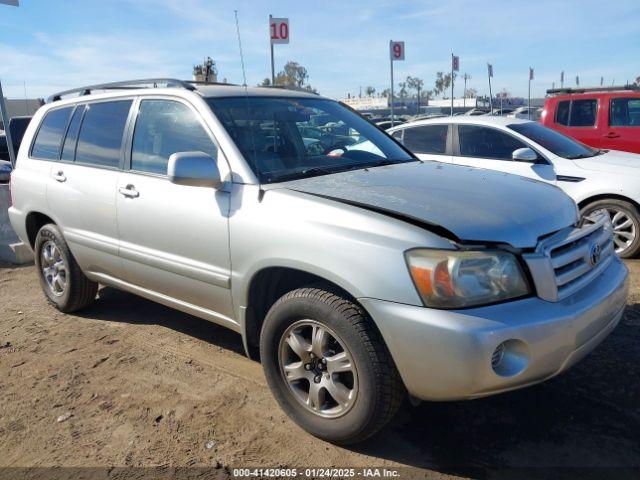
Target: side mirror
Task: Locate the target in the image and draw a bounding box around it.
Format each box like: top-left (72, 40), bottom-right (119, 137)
top-left (168, 151), bottom-right (222, 189)
top-left (512, 147), bottom-right (538, 163)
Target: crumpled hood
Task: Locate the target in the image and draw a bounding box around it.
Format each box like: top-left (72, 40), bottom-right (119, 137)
top-left (573, 149), bottom-right (640, 175)
top-left (272, 162), bottom-right (578, 249)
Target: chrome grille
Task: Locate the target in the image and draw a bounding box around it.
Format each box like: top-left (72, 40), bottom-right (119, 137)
top-left (523, 213), bottom-right (615, 302)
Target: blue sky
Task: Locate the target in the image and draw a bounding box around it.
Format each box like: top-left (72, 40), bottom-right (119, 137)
top-left (0, 0), bottom-right (639, 100)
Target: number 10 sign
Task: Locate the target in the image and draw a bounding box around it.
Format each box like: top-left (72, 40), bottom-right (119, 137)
top-left (270, 17), bottom-right (289, 44)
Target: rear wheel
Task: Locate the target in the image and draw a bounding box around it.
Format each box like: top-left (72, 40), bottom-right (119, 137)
top-left (581, 199), bottom-right (640, 258)
top-left (34, 224), bottom-right (98, 312)
top-left (260, 287), bottom-right (404, 445)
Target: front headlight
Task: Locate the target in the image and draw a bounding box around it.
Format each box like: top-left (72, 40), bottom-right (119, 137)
top-left (405, 249), bottom-right (531, 309)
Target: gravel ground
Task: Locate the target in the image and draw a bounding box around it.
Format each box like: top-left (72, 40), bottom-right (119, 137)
top-left (0, 261), bottom-right (638, 479)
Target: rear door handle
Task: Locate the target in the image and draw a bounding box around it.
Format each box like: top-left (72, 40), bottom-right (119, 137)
top-left (52, 171), bottom-right (66, 182)
top-left (118, 184), bottom-right (139, 198)
top-left (604, 132), bottom-right (620, 138)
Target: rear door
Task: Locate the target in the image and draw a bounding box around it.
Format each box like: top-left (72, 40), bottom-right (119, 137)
top-left (606, 95), bottom-right (640, 153)
top-left (396, 124), bottom-right (452, 163)
top-left (451, 124), bottom-right (556, 182)
top-left (46, 100), bottom-right (132, 279)
top-left (116, 97), bottom-right (234, 321)
top-left (553, 97), bottom-right (602, 148)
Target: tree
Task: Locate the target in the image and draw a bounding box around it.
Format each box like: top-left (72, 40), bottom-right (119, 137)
top-left (406, 76), bottom-right (425, 110)
top-left (433, 71), bottom-right (456, 97)
top-left (380, 88), bottom-right (391, 98)
top-left (398, 81), bottom-right (408, 100)
top-left (259, 78), bottom-right (271, 87)
top-left (364, 86), bottom-right (376, 97)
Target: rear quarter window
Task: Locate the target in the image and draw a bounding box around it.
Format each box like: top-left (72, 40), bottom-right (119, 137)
top-left (554, 99), bottom-right (597, 127)
top-left (31, 107), bottom-right (73, 160)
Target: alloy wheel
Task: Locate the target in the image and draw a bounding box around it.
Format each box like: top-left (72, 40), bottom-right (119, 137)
top-left (279, 320), bottom-right (358, 418)
top-left (588, 207), bottom-right (637, 254)
top-left (41, 240), bottom-right (67, 296)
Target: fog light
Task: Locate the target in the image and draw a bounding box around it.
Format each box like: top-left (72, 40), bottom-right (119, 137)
top-left (491, 339), bottom-right (530, 377)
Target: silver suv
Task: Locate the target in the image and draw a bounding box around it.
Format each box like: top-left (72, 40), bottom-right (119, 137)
top-left (8, 79), bottom-right (629, 444)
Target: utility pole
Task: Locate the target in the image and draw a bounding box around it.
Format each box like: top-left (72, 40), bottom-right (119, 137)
top-left (462, 73), bottom-right (471, 108)
top-left (528, 67), bottom-right (534, 120)
top-left (0, 1), bottom-right (19, 166)
top-left (269, 14), bottom-right (275, 85)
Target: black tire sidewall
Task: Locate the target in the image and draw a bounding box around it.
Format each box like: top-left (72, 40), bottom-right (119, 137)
top-left (581, 199), bottom-right (640, 258)
top-left (260, 293), bottom-right (381, 443)
top-left (34, 225), bottom-right (74, 309)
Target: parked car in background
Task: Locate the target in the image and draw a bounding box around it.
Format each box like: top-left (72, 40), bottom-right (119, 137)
top-left (490, 107), bottom-right (516, 116)
top-left (541, 85), bottom-right (640, 153)
top-left (508, 106), bottom-right (542, 121)
top-left (464, 108), bottom-right (490, 116)
top-left (0, 159), bottom-right (11, 183)
top-left (389, 116), bottom-right (640, 257)
top-left (375, 119), bottom-right (405, 130)
top-left (8, 79), bottom-right (628, 444)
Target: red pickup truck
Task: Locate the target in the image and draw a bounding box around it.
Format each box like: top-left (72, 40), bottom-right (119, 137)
top-left (540, 86), bottom-right (640, 153)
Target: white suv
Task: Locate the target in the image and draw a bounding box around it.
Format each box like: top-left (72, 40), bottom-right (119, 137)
top-left (390, 116), bottom-right (640, 257)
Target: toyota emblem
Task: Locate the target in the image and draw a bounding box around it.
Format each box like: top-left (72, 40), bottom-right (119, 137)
top-left (589, 242), bottom-right (602, 266)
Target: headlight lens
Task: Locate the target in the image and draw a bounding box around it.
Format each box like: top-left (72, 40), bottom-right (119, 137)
top-left (405, 249), bottom-right (530, 308)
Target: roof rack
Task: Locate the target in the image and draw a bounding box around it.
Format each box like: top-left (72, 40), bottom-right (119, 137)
top-left (546, 84), bottom-right (639, 95)
top-left (47, 78), bottom-right (202, 103)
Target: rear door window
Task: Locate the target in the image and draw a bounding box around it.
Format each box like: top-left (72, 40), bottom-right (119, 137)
top-left (610, 98), bottom-right (640, 126)
top-left (402, 125), bottom-right (448, 154)
top-left (75, 100), bottom-right (132, 168)
top-left (458, 125), bottom-right (529, 160)
top-left (31, 107), bottom-right (73, 160)
top-left (569, 99), bottom-right (598, 126)
top-left (555, 99), bottom-right (598, 127)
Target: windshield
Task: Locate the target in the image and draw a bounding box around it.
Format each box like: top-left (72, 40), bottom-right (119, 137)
top-left (206, 96), bottom-right (414, 183)
top-left (508, 122), bottom-right (600, 159)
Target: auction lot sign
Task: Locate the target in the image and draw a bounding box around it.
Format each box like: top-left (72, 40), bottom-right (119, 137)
top-left (270, 17), bottom-right (289, 44)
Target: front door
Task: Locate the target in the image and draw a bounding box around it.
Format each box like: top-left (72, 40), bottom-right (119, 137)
top-left (116, 98), bottom-right (234, 320)
top-left (452, 124), bottom-right (556, 183)
top-left (607, 96), bottom-right (640, 154)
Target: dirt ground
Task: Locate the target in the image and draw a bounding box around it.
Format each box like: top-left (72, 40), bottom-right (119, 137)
top-left (0, 261), bottom-right (639, 479)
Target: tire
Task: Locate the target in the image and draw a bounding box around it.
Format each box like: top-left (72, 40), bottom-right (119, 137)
top-left (581, 199), bottom-right (640, 258)
top-left (34, 223), bottom-right (98, 312)
top-left (260, 287), bottom-right (404, 445)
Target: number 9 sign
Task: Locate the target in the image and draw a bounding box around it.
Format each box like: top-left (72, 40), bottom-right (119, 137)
top-left (390, 41), bottom-right (405, 61)
top-left (270, 17), bottom-right (289, 44)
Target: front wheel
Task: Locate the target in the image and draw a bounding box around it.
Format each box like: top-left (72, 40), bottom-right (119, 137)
top-left (581, 199), bottom-right (640, 258)
top-left (260, 287), bottom-right (404, 445)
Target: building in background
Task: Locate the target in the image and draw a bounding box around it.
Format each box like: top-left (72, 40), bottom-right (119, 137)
top-left (0, 98), bottom-right (43, 130)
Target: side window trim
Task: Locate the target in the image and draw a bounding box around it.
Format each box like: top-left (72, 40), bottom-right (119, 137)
top-left (124, 95), bottom-right (221, 178)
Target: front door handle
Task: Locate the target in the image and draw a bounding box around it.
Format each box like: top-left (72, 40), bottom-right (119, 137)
top-left (604, 132), bottom-right (620, 138)
top-left (52, 171), bottom-right (66, 182)
top-left (118, 184), bottom-right (139, 198)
